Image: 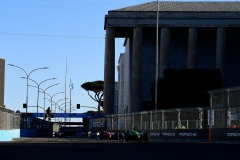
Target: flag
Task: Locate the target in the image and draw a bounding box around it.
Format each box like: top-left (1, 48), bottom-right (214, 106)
top-left (69, 79), bottom-right (73, 89)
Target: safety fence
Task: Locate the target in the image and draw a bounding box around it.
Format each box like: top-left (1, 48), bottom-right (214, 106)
top-left (92, 106), bottom-right (240, 130)
top-left (90, 106), bottom-right (240, 142)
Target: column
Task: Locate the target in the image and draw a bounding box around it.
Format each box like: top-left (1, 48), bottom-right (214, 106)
top-left (0, 59), bottom-right (5, 107)
top-left (104, 27), bottom-right (115, 115)
top-left (132, 27), bottom-right (142, 112)
top-left (159, 27), bottom-right (170, 78)
top-left (161, 110), bottom-right (164, 129)
top-left (216, 27), bottom-right (226, 87)
top-left (177, 109), bottom-right (181, 129)
top-left (198, 107), bottom-right (203, 129)
top-left (188, 27), bottom-right (198, 69)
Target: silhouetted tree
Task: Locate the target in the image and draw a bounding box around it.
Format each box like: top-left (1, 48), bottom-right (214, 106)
top-left (81, 80), bottom-right (104, 112)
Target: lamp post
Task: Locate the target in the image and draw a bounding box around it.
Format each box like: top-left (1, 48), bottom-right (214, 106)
top-left (28, 83), bottom-right (59, 111)
top-left (58, 102), bottom-right (71, 123)
top-left (59, 102), bottom-right (71, 112)
top-left (55, 98), bottom-right (68, 111)
top-left (42, 83), bottom-right (59, 111)
top-left (28, 106), bottom-right (45, 113)
top-left (8, 64), bottom-right (48, 113)
top-left (155, 0), bottom-right (159, 120)
top-left (46, 98), bottom-right (67, 114)
top-left (21, 77), bottom-right (56, 117)
top-left (81, 106), bottom-right (98, 110)
top-left (44, 92), bottom-right (65, 112)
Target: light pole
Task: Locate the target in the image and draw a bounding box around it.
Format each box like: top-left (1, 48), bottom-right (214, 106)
top-left (28, 83), bottom-right (59, 111)
top-left (55, 98), bottom-right (68, 111)
top-left (8, 64), bottom-right (48, 113)
top-left (59, 102), bottom-right (71, 112)
top-left (28, 106), bottom-right (45, 113)
top-left (46, 98), bottom-right (67, 113)
top-left (155, 0), bottom-right (159, 118)
top-left (21, 77), bottom-right (56, 117)
top-left (44, 92), bottom-right (65, 112)
top-left (81, 106), bottom-right (98, 110)
top-left (57, 102), bottom-right (71, 123)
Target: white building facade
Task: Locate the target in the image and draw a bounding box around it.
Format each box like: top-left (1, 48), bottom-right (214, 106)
top-left (114, 82), bottom-right (118, 114)
top-left (117, 53), bottom-right (125, 114)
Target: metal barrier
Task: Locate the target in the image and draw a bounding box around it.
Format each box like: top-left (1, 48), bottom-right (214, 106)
top-left (91, 106), bottom-right (240, 131)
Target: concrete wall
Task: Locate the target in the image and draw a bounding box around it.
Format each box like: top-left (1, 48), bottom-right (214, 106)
top-left (0, 129), bottom-right (20, 141)
top-left (0, 59), bottom-right (5, 107)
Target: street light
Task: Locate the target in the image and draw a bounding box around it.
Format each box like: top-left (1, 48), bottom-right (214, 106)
top-left (8, 64), bottom-right (48, 113)
top-left (80, 106), bottom-right (99, 112)
top-left (54, 102), bottom-right (71, 122)
top-left (43, 92), bottom-right (65, 111)
top-left (28, 106), bottom-right (45, 112)
top-left (59, 102), bottom-right (71, 111)
top-left (46, 98), bottom-right (67, 113)
top-left (28, 83), bottom-right (59, 111)
top-left (21, 77), bottom-right (56, 117)
top-left (155, 0), bottom-right (159, 111)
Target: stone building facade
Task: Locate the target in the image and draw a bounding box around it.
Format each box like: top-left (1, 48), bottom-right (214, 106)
top-left (117, 53), bottom-right (124, 114)
top-left (104, 1), bottom-right (240, 115)
top-left (0, 58), bottom-right (5, 107)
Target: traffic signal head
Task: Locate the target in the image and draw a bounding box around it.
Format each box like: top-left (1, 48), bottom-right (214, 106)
top-left (77, 104), bottom-right (80, 109)
top-left (23, 103), bottom-right (27, 108)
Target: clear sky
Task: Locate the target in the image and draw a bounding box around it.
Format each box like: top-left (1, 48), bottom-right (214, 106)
top-left (0, 0), bottom-right (234, 122)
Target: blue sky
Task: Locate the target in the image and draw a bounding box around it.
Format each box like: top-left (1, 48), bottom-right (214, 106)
top-left (0, 0), bottom-right (234, 121)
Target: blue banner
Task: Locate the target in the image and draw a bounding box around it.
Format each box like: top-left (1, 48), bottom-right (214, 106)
top-left (24, 113), bottom-right (104, 118)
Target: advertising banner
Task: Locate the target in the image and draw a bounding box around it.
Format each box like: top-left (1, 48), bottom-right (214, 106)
top-left (161, 129), bottom-right (177, 140)
top-left (178, 129), bottom-right (199, 140)
top-left (225, 128), bottom-right (240, 141)
top-left (148, 130), bottom-right (161, 140)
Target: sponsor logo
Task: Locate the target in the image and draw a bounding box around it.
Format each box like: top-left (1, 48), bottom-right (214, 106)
top-left (92, 122), bottom-right (104, 127)
top-left (162, 133), bottom-right (175, 136)
top-left (179, 133), bottom-right (197, 136)
top-left (227, 133), bottom-right (240, 137)
top-left (150, 133), bottom-right (160, 136)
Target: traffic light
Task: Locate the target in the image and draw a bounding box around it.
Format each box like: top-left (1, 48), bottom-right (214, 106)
top-left (23, 103), bottom-right (27, 108)
top-left (77, 104), bottom-right (80, 109)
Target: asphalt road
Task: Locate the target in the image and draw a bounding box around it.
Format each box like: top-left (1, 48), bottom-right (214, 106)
top-left (0, 137), bottom-right (239, 160)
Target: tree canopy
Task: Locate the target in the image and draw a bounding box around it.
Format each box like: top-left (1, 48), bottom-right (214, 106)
top-left (81, 80), bottom-right (104, 112)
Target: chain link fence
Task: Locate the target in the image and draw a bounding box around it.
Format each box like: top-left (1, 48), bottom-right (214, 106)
top-left (92, 106), bottom-right (240, 131)
top-left (92, 86), bottom-right (240, 131)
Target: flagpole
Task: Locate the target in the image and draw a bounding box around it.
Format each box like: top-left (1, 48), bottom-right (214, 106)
top-left (65, 58), bottom-right (67, 126)
top-left (70, 78), bottom-right (72, 123)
